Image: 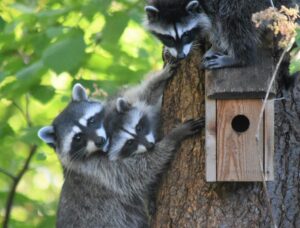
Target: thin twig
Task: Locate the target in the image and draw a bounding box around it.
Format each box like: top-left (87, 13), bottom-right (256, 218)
top-left (12, 96), bottom-right (32, 127)
top-left (3, 95), bottom-right (36, 227)
top-left (25, 94), bottom-right (32, 127)
top-left (2, 145), bottom-right (37, 228)
top-left (12, 101), bottom-right (27, 123)
top-left (255, 39), bottom-right (294, 141)
top-left (0, 168), bottom-right (16, 180)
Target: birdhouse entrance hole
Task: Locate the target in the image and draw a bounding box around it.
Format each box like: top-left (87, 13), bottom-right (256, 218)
top-left (231, 115), bottom-right (250, 133)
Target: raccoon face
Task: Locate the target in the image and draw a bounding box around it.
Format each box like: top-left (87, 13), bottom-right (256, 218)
top-left (38, 84), bottom-right (109, 166)
top-left (145, 0), bottom-right (210, 59)
top-left (108, 99), bottom-right (156, 161)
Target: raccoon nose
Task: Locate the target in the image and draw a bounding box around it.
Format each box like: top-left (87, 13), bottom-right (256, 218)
top-left (177, 52), bottom-right (186, 60)
top-left (147, 142), bottom-right (155, 150)
top-left (95, 137), bottom-right (106, 148)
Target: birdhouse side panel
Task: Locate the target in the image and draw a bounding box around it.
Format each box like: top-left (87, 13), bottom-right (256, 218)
top-left (264, 100), bottom-right (275, 181)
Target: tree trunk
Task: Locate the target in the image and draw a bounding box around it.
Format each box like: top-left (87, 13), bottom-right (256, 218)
top-left (151, 47), bottom-right (300, 227)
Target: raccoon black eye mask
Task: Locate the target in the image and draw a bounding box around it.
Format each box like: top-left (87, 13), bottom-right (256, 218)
top-left (38, 83), bottom-right (109, 165)
top-left (144, 0), bottom-right (276, 69)
top-left (105, 64), bottom-right (176, 160)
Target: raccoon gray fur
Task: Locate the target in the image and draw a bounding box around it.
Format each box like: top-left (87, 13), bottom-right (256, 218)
top-left (116, 62), bottom-right (176, 106)
top-left (144, 0), bottom-right (296, 69)
top-left (38, 64), bottom-right (180, 227)
top-left (38, 83), bottom-right (109, 166)
top-left (107, 63), bottom-right (176, 160)
top-left (57, 117), bottom-right (204, 228)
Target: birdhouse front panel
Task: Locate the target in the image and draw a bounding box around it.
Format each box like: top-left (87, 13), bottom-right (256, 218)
top-left (205, 98), bottom-right (274, 182)
top-left (217, 99), bottom-right (263, 181)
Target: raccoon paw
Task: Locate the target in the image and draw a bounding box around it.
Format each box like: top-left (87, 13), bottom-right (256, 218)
top-left (162, 62), bottom-right (178, 78)
top-left (202, 52), bottom-right (241, 69)
top-left (203, 49), bottom-right (224, 61)
top-left (170, 118), bottom-right (204, 140)
top-left (148, 199), bottom-right (157, 216)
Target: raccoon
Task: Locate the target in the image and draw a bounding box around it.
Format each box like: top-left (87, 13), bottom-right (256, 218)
top-left (108, 100), bottom-right (157, 160)
top-left (144, 0), bottom-right (211, 60)
top-left (38, 83), bottom-right (109, 168)
top-left (107, 64), bottom-right (176, 158)
top-left (144, 0), bottom-right (290, 69)
top-left (38, 64), bottom-right (179, 227)
top-left (57, 116), bottom-right (204, 228)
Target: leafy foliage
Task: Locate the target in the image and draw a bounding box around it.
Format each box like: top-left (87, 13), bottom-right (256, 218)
top-left (290, 28), bottom-right (300, 74)
top-left (0, 0), bottom-right (162, 227)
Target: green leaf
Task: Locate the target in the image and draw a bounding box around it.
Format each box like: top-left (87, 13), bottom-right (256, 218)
top-left (11, 3), bottom-right (35, 13)
top-left (0, 191), bottom-right (38, 207)
top-left (0, 123), bottom-right (14, 138)
top-left (35, 152), bottom-right (47, 161)
top-left (82, 0), bottom-right (111, 20)
top-left (295, 28), bottom-right (300, 46)
top-left (289, 58), bottom-right (300, 74)
top-left (42, 30), bottom-right (86, 74)
top-left (101, 11), bottom-right (129, 50)
top-left (36, 7), bottom-right (72, 19)
top-left (19, 126), bottom-right (42, 144)
top-left (9, 219), bottom-right (34, 228)
top-left (30, 85), bottom-right (55, 104)
top-left (0, 72), bottom-right (9, 83)
top-left (46, 27), bottom-right (65, 39)
top-left (0, 16), bottom-right (5, 31)
top-left (36, 215), bottom-right (56, 228)
top-left (0, 61), bottom-right (46, 99)
top-left (107, 65), bottom-right (141, 84)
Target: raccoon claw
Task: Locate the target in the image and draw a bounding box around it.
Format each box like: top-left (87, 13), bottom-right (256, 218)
top-left (170, 118), bottom-right (204, 140)
top-left (189, 118), bottom-right (205, 134)
top-left (164, 62), bottom-right (178, 73)
top-left (203, 49), bottom-right (224, 61)
top-left (162, 62), bottom-right (178, 78)
top-left (182, 118), bottom-right (204, 136)
top-left (148, 200), bottom-right (157, 216)
top-left (202, 54), bottom-right (239, 70)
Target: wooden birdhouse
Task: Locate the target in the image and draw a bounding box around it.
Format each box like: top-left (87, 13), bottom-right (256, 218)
top-left (205, 48), bottom-right (275, 182)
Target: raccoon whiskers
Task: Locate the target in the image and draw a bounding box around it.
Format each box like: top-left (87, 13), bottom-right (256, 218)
top-left (64, 147), bottom-right (86, 180)
top-left (192, 42), bottom-right (201, 48)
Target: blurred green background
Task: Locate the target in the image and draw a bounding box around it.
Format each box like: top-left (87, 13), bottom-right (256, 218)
top-left (0, 0), bottom-right (162, 227)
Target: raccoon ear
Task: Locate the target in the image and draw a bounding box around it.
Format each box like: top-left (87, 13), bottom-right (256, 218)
top-left (38, 126), bottom-right (56, 147)
top-left (72, 83), bottom-right (88, 101)
top-left (186, 0), bottom-right (199, 14)
top-left (145, 5), bottom-right (159, 21)
top-left (116, 97), bottom-right (131, 113)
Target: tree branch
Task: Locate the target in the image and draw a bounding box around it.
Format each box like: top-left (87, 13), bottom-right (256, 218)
top-left (2, 145), bottom-right (37, 228)
top-left (3, 94), bottom-right (36, 228)
top-left (0, 168), bottom-right (16, 180)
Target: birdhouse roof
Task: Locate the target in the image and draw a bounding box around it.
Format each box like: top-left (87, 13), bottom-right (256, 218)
top-left (206, 47), bottom-right (275, 99)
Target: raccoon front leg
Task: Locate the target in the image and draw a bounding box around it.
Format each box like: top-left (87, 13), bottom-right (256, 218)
top-left (135, 118), bottom-right (205, 184)
top-left (202, 1), bottom-right (258, 69)
top-left (139, 63), bottom-right (177, 105)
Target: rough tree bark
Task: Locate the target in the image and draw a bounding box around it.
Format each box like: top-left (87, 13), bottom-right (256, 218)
top-left (151, 47), bottom-right (300, 227)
